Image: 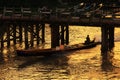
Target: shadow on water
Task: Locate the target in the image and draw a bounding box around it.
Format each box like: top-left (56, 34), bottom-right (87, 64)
top-left (101, 62), bottom-right (115, 72)
top-left (18, 53), bottom-right (69, 70)
top-left (0, 52), bottom-right (4, 64)
top-left (101, 50), bottom-right (117, 72)
top-left (18, 56), bottom-right (44, 69)
top-left (0, 48), bottom-right (5, 64)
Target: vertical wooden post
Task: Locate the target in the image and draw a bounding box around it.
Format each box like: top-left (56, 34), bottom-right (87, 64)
top-left (101, 26), bottom-right (113, 67)
top-left (66, 24), bottom-right (69, 45)
top-left (108, 26), bottom-right (115, 66)
top-left (0, 23), bottom-right (4, 59)
top-left (101, 26), bottom-right (109, 53)
top-left (109, 26), bottom-right (114, 50)
top-left (13, 24), bottom-right (17, 44)
top-left (19, 24), bottom-right (22, 43)
top-left (7, 25), bottom-right (10, 48)
top-left (51, 24), bottom-right (60, 48)
top-left (101, 26), bottom-right (109, 64)
top-left (61, 25), bottom-right (64, 45)
top-left (1, 36), bottom-right (4, 49)
top-left (30, 24), bottom-right (34, 47)
top-left (42, 24), bottom-right (45, 43)
top-left (36, 24), bottom-right (40, 45)
top-left (24, 24), bottom-right (29, 49)
top-left (0, 23), bottom-right (3, 49)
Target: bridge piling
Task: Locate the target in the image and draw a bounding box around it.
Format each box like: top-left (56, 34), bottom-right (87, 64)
top-left (61, 25), bottom-right (65, 45)
top-left (7, 25), bottom-right (10, 48)
top-left (101, 26), bottom-right (110, 66)
top-left (50, 24), bottom-right (60, 48)
top-left (30, 24), bottom-right (34, 47)
top-left (0, 36), bottom-right (4, 49)
top-left (50, 24), bottom-right (69, 48)
top-left (66, 24), bottom-right (69, 45)
top-left (60, 24), bottom-right (69, 45)
top-left (24, 24), bottom-right (29, 49)
top-left (36, 24), bottom-right (40, 45)
top-left (101, 26), bottom-right (115, 66)
top-left (13, 24), bottom-right (17, 45)
top-left (41, 24), bottom-right (45, 44)
top-left (109, 26), bottom-right (114, 50)
top-left (19, 24), bottom-right (23, 43)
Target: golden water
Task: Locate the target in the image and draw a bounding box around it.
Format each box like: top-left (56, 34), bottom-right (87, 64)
top-left (0, 26), bottom-right (120, 80)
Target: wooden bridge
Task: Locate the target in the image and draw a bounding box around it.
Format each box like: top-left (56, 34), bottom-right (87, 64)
top-left (0, 6), bottom-right (120, 48)
top-left (0, 0), bottom-right (119, 66)
top-left (0, 5), bottom-right (120, 64)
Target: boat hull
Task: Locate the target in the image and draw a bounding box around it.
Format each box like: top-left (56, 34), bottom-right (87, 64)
top-left (16, 42), bottom-right (100, 56)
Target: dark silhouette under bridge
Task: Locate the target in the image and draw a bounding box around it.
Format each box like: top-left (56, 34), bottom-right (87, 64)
top-left (0, 4), bottom-right (120, 65)
top-left (0, 5), bottom-right (120, 48)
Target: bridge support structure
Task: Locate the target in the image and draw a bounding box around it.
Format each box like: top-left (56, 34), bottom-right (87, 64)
top-left (60, 24), bottom-right (69, 45)
top-left (23, 23), bottom-right (45, 49)
top-left (50, 24), bottom-right (69, 48)
top-left (0, 23), bottom-right (19, 48)
top-left (50, 24), bottom-right (60, 48)
top-left (101, 25), bottom-right (115, 67)
top-left (0, 22), bottom-right (45, 50)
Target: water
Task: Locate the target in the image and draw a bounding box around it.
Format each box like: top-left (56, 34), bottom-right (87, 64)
top-left (0, 26), bottom-right (120, 80)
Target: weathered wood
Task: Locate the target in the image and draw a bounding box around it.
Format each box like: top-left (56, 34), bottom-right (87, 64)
top-left (16, 42), bottom-right (99, 56)
top-left (101, 26), bottom-right (109, 53)
top-left (41, 24), bottom-right (45, 43)
top-left (7, 25), bottom-right (10, 48)
top-left (109, 26), bottom-right (114, 50)
top-left (101, 26), bottom-right (109, 66)
top-left (19, 24), bottom-right (22, 43)
top-left (36, 24), bottom-right (40, 45)
top-left (101, 26), bottom-right (114, 67)
top-left (66, 24), bottom-right (69, 45)
top-left (30, 24), bottom-right (34, 47)
top-left (13, 24), bottom-right (17, 44)
top-left (61, 25), bottom-right (65, 45)
top-left (1, 36), bottom-right (4, 49)
top-left (24, 24), bottom-right (29, 49)
top-left (51, 24), bottom-right (60, 48)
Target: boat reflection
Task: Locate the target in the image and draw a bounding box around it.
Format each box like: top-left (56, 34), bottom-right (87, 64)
top-left (18, 54), bottom-right (69, 70)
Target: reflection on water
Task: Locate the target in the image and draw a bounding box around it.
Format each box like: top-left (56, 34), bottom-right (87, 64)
top-left (101, 51), bottom-right (115, 72)
top-left (0, 27), bottom-right (120, 80)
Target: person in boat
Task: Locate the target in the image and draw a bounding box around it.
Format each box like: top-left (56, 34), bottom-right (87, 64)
top-left (84, 35), bottom-right (96, 45)
top-left (84, 35), bottom-right (91, 45)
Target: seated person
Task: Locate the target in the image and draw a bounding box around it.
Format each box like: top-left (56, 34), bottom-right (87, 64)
top-left (84, 35), bottom-right (90, 45)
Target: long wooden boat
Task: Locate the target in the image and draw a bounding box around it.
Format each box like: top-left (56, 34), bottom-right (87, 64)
top-left (16, 42), bottom-right (100, 56)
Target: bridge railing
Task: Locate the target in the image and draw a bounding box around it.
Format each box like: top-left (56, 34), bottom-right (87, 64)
top-left (0, 6), bottom-right (120, 22)
top-left (0, 7), bottom-right (72, 20)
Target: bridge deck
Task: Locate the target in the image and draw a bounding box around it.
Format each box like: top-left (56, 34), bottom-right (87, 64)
top-left (0, 7), bottom-right (120, 26)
